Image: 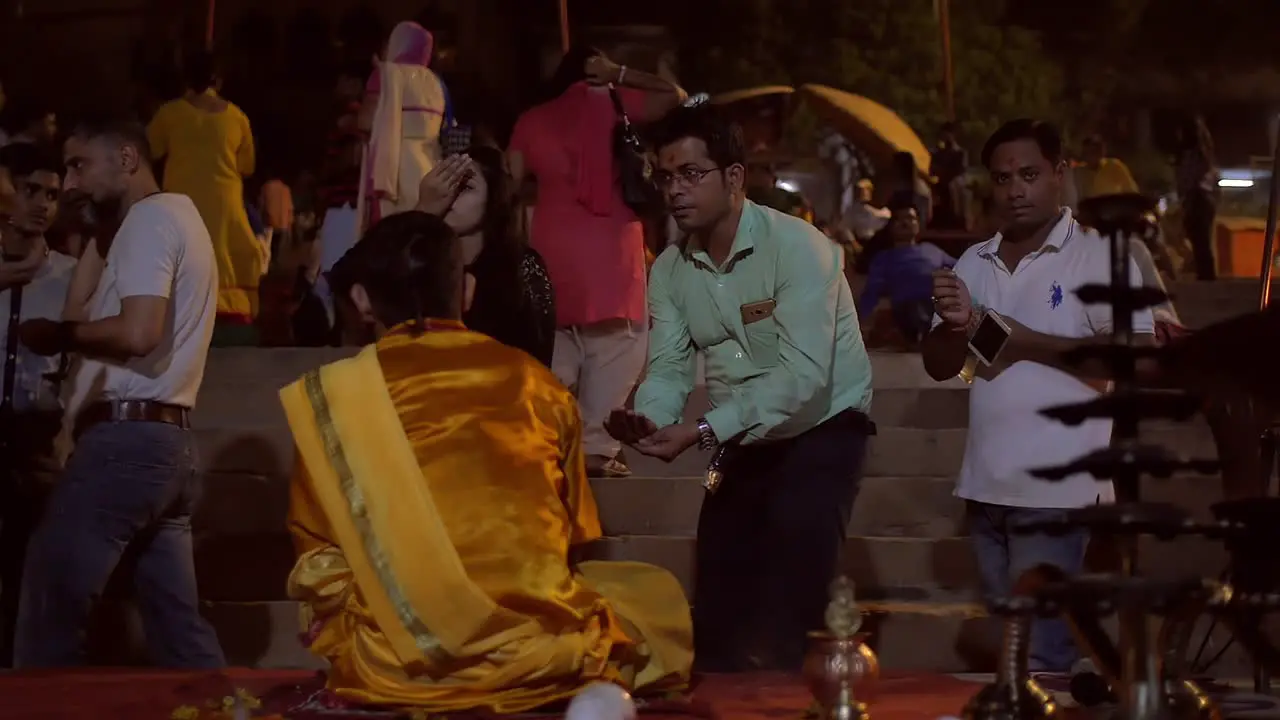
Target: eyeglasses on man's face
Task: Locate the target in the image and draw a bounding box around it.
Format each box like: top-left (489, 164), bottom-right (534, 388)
top-left (653, 166), bottom-right (721, 191)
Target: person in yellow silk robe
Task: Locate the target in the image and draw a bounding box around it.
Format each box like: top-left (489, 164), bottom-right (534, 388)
top-left (279, 211), bottom-right (692, 713)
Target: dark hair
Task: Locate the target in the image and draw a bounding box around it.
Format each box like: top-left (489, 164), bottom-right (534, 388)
top-left (464, 144), bottom-right (521, 273)
top-left (981, 118), bottom-right (1063, 168)
top-left (892, 151), bottom-right (918, 178)
top-left (459, 144), bottom-right (541, 347)
top-left (0, 142), bottom-right (62, 180)
top-left (940, 121), bottom-right (958, 135)
top-left (536, 43), bottom-right (603, 104)
top-left (1189, 115), bottom-right (1215, 160)
top-left (8, 102), bottom-right (55, 135)
top-left (329, 211), bottom-right (463, 327)
top-left (336, 60), bottom-right (370, 83)
top-left (68, 117), bottom-right (153, 169)
top-left (648, 104), bottom-right (747, 170)
top-left (183, 50), bottom-right (219, 94)
top-left (885, 190), bottom-right (919, 214)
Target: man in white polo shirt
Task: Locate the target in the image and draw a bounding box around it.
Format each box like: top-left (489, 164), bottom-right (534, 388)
top-left (13, 118), bottom-right (224, 668)
top-left (922, 119), bottom-right (1154, 676)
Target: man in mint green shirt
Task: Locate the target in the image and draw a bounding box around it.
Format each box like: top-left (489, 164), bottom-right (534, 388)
top-left (604, 106), bottom-right (874, 672)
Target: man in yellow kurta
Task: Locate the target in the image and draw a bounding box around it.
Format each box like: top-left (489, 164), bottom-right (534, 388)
top-left (1073, 134), bottom-right (1140, 201)
top-left (279, 211), bottom-right (692, 713)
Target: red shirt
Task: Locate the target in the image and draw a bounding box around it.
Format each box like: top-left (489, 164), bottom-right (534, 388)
top-left (510, 85), bottom-right (648, 327)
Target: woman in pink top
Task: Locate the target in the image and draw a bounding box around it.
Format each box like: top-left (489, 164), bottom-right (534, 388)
top-left (509, 46), bottom-right (683, 477)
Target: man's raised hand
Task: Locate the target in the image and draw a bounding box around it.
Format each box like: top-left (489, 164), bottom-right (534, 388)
top-left (932, 268), bottom-right (973, 327)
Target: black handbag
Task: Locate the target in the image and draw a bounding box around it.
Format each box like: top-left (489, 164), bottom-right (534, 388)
top-left (607, 85), bottom-right (662, 216)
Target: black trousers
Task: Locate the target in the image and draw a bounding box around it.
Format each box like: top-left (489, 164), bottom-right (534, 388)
top-left (0, 460), bottom-right (55, 668)
top-left (1183, 191), bottom-right (1218, 281)
top-left (692, 409), bottom-right (872, 672)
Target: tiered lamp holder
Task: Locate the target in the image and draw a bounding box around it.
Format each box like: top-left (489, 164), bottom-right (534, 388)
top-left (959, 194), bottom-right (1280, 720)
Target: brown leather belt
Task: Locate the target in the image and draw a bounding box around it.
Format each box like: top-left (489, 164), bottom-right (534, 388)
top-left (74, 400), bottom-right (191, 440)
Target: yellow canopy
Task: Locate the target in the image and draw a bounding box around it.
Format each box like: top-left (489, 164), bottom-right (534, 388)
top-left (710, 86), bottom-right (796, 106)
top-left (798, 84), bottom-right (931, 179)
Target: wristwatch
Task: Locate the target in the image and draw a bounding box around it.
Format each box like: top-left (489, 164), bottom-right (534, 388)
top-left (695, 417), bottom-right (718, 451)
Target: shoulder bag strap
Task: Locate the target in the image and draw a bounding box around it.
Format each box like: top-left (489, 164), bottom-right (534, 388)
top-left (607, 84), bottom-right (631, 129)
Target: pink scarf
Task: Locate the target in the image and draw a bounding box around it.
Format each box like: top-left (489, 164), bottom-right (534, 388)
top-left (387, 21), bottom-right (433, 66)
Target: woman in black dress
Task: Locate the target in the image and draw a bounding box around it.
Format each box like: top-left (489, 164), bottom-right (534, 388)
top-left (426, 144), bottom-right (556, 366)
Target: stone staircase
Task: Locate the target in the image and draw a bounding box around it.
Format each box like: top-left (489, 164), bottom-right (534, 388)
top-left (175, 279), bottom-right (1263, 673)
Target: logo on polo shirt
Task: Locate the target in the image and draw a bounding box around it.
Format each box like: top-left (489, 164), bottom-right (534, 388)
top-left (1049, 281), bottom-right (1063, 310)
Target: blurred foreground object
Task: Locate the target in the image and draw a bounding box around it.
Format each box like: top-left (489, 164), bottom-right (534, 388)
top-left (1161, 303), bottom-right (1280, 408)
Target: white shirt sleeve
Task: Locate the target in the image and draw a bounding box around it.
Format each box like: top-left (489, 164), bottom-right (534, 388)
top-left (112, 203), bottom-right (180, 300)
top-left (1127, 238), bottom-right (1181, 326)
top-left (1083, 243), bottom-right (1156, 336)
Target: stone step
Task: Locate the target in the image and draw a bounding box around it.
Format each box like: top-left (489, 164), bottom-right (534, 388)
top-left (591, 475), bottom-right (968, 539)
top-left (582, 534), bottom-right (1232, 602)
top-left (192, 598), bottom-right (994, 673)
top-left (619, 418), bottom-right (1217, 479)
top-left (189, 390), bottom-right (973, 482)
top-left (1169, 279), bottom-right (1275, 330)
top-left (196, 348), bottom-right (964, 396)
top-left (193, 474), bottom-right (966, 541)
top-left (192, 521), bottom-right (1233, 606)
top-left (188, 597), bottom-right (1259, 678)
top-left (192, 469), bottom-right (1228, 606)
top-left (195, 469), bottom-right (1227, 544)
top-left (192, 350), bottom-right (968, 444)
top-left (192, 417), bottom-right (1218, 484)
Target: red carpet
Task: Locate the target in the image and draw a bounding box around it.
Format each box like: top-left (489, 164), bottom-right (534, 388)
top-left (0, 669), bottom-right (981, 720)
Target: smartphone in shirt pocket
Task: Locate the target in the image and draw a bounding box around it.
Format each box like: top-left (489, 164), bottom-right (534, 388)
top-left (741, 298), bottom-right (779, 367)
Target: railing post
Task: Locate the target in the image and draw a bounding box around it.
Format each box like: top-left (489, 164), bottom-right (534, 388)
top-left (1257, 113), bottom-right (1280, 310)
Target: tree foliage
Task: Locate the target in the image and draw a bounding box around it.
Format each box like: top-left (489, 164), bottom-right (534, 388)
top-left (673, 0), bottom-right (1068, 151)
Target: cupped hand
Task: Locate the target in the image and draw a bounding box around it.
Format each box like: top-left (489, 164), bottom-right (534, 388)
top-left (634, 422), bottom-right (700, 462)
top-left (932, 269), bottom-right (973, 327)
top-left (604, 408), bottom-right (658, 446)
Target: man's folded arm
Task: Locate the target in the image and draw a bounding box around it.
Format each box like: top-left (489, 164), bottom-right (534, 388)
top-left (703, 230), bottom-right (840, 444)
top-left (633, 257), bottom-right (697, 427)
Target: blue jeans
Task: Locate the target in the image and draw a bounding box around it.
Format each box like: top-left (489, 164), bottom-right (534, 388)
top-left (965, 501), bottom-right (1089, 673)
top-left (14, 421), bottom-right (225, 668)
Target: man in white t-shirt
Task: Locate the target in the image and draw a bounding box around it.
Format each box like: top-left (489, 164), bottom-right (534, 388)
top-left (922, 119), bottom-right (1155, 676)
top-left (12, 118), bottom-right (224, 668)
